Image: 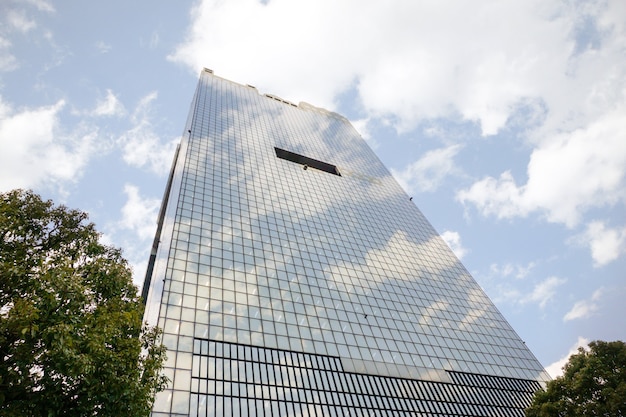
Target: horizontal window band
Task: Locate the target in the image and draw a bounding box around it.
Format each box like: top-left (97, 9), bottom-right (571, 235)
top-left (275, 147), bottom-right (341, 176)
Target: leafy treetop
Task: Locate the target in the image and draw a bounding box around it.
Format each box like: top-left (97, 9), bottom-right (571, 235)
top-left (526, 340), bottom-right (626, 417)
top-left (0, 189), bottom-right (167, 417)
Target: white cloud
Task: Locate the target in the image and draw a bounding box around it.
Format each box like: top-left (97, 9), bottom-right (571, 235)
top-left (120, 125), bottom-right (177, 175)
top-left (6, 9), bottom-right (37, 33)
top-left (458, 103), bottom-right (626, 227)
top-left (441, 230), bottom-right (467, 260)
top-left (545, 336), bottom-right (590, 378)
top-left (485, 274), bottom-right (565, 309)
top-left (172, 0), bottom-right (626, 233)
top-left (477, 263), bottom-right (564, 312)
top-left (119, 184), bottom-right (161, 241)
top-left (350, 118), bottom-right (374, 147)
top-left (0, 97), bottom-right (99, 192)
top-left (170, 0), bottom-right (361, 111)
top-left (171, 0), bottom-right (624, 136)
top-left (117, 91), bottom-right (178, 175)
top-left (92, 89), bottom-right (125, 117)
top-left (523, 276), bottom-right (567, 309)
top-left (457, 171), bottom-right (527, 219)
top-left (564, 288), bottom-right (603, 321)
top-left (392, 145), bottom-right (462, 194)
top-left (0, 36), bottom-right (18, 72)
top-left (1, 0), bottom-right (57, 71)
top-left (489, 262), bottom-right (535, 280)
top-left (113, 184), bottom-right (161, 286)
top-left (21, 0), bottom-right (55, 13)
top-left (582, 221), bottom-right (626, 267)
top-left (95, 41), bottom-right (112, 54)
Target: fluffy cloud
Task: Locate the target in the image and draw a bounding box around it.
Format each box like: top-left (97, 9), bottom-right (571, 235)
top-left (523, 276), bottom-right (567, 309)
top-left (95, 41), bottom-right (112, 54)
top-left (0, 98), bottom-right (98, 192)
top-left (563, 288), bottom-right (603, 321)
top-left (171, 0), bottom-right (624, 136)
top-left (111, 184), bottom-right (162, 286)
top-left (441, 230), bottom-right (467, 260)
top-left (92, 89), bottom-right (125, 117)
top-left (480, 268), bottom-right (565, 310)
top-left (489, 262), bottom-right (535, 280)
top-left (392, 145), bottom-right (462, 193)
top-left (0, 87), bottom-right (178, 195)
top-left (2, 0), bottom-right (56, 71)
top-left (172, 0), bottom-right (626, 239)
top-left (21, 0), bottom-right (55, 13)
top-left (6, 9), bottom-right (37, 33)
top-left (119, 184), bottom-right (161, 241)
top-left (117, 92), bottom-right (179, 175)
top-left (453, 0), bottom-right (626, 231)
top-left (545, 336), bottom-right (589, 378)
top-left (582, 221), bottom-right (626, 267)
top-left (458, 104), bottom-right (626, 227)
top-left (349, 118), bottom-right (374, 147)
top-left (0, 36), bottom-right (18, 72)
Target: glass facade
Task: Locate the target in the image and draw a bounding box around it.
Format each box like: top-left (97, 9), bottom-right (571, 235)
top-left (143, 69), bottom-right (549, 416)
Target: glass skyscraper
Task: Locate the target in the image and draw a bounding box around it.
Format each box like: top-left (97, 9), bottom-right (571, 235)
top-left (142, 68), bottom-right (549, 416)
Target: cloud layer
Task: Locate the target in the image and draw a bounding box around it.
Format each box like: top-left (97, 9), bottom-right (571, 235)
top-left (392, 145), bottom-right (462, 194)
top-left (458, 104), bottom-right (626, 227)
top-left (545, 336), bottom-right (589, 378)
top-left (0, 98), bottom-right (98, 192)
top-left (117, 92), bottom-right (179, 176)
top-left (171, 0), bottom-right (624, 135)
top-left (582, 221), bottom-right (626, 267)
top-left (564, 288), bottom-right (603, 321)
top-left (171, 0), bottom-right (626, 269)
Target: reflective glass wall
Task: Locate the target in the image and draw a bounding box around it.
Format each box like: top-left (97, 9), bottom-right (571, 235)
top-left (143, 69), bottom-right (549, 416)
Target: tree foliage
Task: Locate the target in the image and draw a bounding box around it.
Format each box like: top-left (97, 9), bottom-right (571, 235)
top-left (526, 340), bottom-right (626, 417)
top-left (0, 189), bottom-right (167, 416)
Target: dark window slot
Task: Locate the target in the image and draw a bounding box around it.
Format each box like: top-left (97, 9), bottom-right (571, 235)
top-left (274, 147), bottom-right (341, 176)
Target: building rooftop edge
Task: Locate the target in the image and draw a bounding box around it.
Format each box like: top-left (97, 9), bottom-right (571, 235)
top-left (202, 67), bottom-right (349, 124)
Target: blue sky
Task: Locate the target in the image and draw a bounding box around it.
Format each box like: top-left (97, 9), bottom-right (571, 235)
top-left (1, 0), bottom-right (624, 378)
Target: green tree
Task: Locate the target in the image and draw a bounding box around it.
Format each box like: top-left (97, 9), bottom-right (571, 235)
top-left (526, 340), bottom-right (626, 417)
top-left (0, 189), bottom-right (168, 416)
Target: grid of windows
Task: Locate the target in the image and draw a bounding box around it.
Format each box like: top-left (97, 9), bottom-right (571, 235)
top-left (187, 340), bottom-right (540, 417)
top-left (143, 70), bottom-right (548, 416)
